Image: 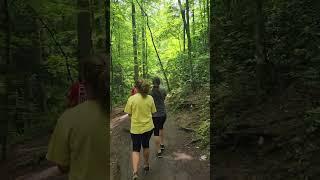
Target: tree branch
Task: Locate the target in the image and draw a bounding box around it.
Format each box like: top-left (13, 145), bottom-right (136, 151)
top-left (135, 0), bottom-right (171, 91)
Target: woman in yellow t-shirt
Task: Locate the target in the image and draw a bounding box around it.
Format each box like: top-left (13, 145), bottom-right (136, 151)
top-left (124, 80), bottom-right (156, 180)
top-left (21, 54), bottom-right (108, 180)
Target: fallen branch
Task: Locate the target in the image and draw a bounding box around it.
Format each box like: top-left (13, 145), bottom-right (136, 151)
top-left (179, 126), bottom-right (194, 132)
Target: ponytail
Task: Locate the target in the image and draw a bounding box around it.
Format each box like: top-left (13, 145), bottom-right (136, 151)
top-left (136, 79), bottom-right (150, 98)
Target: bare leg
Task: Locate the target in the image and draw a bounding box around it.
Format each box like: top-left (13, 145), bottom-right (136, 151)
top-left (143, 148), bottom-right (150, 166)
top-left (154, 136), bottom-right (161, 153)
top-left (160, 129), bottom-right (164, 145)
top-left (132, 152), bottom-right (140, 173)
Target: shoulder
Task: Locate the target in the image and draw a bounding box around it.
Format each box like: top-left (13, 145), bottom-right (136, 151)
top-left (147, 95), bottom-right (155, 101)
top-left (160, 87), bottom-right (167, 94)
top-left (149, 89), bottom-right (155, 96)
top-left (128, 94), bottom-right (138, 102)
top-left (56, 108), bottom-right (74, 128)
top-left (60, 101), bottom-right (95, 123)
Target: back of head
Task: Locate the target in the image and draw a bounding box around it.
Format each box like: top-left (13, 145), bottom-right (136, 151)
top-left (82, 54), bottom-right (107, 109)
top-left (151, 77), bottom-right (162, 101)
top-left (152, 77), bottom-right (161, 87)
top-left (136, 79), bottom-right (150, 98)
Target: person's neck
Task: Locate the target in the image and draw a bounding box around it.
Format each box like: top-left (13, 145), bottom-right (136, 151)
top-left (85, 84), bottom-right (97, 100)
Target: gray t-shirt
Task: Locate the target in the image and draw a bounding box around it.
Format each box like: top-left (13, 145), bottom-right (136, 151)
top-left (150, 87), bottom-right (167, 117)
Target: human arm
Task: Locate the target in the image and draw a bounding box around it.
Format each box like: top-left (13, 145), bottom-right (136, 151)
top-left (45, 113), bottom-right (71, 175)
top-left (124, 97), bottom-right (132, 115)
top-left (151, 97), bottom-right (157, 114)
top-left (161, 88), bottom-right (167, 100)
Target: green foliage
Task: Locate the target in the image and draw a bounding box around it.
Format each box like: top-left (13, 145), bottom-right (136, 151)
top-left (111, 0), bottom-right (209, 106)
top-left (0, 0), bottom-right (103, 142)
top-left (211, 0), bottom-right (320, 177)
top-left (197, 93), bottom-right (210, 147)
top-left (212, 0), bottom-right (320, 133)
top-left (305, 107), bottom-right (320, 134)
top-left (198, 119), bottom-right (209, 145)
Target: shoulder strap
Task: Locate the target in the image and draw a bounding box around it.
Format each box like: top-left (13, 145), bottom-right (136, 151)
top-left (78, 82), bottom-right (87, 104)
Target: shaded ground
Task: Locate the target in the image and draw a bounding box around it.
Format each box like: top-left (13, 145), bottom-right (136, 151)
top-left (0, 105), bottom-right (210, 180)
top-left (111, 110), bottom-right (210, 180)
top-left (213, 81), bottom-right (320, 180)
top-left (0, 106), bottom-right (124, 180)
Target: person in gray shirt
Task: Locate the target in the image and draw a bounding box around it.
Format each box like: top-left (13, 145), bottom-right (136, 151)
top-left (150, 77), bottom-right (167, 158)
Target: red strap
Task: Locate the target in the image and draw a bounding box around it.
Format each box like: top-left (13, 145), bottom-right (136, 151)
top-left (67, 81), bottom-right (87, 107)
top-left (131, 87), bottom-right (138, 96)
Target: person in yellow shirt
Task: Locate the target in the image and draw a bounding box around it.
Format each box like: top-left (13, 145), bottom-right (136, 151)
top-left (124, 80), bottom-right (156, 180)
top-left (22, 54), bottom-right (108, 180)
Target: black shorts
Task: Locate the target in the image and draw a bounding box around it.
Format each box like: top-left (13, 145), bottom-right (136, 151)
top-left (152, 116), bottom-right (166, 136)
top-left (131, 130), bottom-right (153, 152)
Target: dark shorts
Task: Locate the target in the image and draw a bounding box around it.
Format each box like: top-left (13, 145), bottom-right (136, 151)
top-left (152, 116), bottom-right (166, 136)
top-left (131, 130), bottom-right (153, 152)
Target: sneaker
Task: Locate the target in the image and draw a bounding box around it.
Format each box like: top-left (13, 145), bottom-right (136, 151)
top-left (157, 151), bottom-right (163, 158)
top-left (132, 172), bottom-right (138, 180)
top-left (144, 166), bottom-right (150, 175)
top-left (160, 144), bottom-right (165, 151)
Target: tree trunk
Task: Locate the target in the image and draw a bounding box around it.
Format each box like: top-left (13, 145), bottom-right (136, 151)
top-left (136, 1), bottom-right (170, 91)
top-left (178, 0), bottom-right (194, 89)
top-left (132, 1), bottom-right (139, 81)
top-left (206, 0), bottom-right (209, 32)
top-left (192, 0), bottom-right (195, 36)
top-left (186, 0), bottom-right (192, 53)
top-left (90, 0), bottom-right (95, 52)
top-left (255, 0), bottom-right (266, 93)
top-left (145, 40), bottom-right (148, 78)
top-left (35, 19), bottom-right (47, 112)
top-left (105, 0), bottom-right (111, 175)
top-left (183, 10), bottom-right (186, 52)
top-left (1, 0), bottom-right (10, 160)
top-left (203, 0), bottom-right (207, 46)
top-left (140, 2), bottom-right (146, 79)
top-left (209, 0), bottom-right (214, 171)
top-left (78, 0), bottom-right (93, 80)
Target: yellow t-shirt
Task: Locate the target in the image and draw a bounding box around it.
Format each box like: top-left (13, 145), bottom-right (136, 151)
top-left (46, 100), bottom-right (108, 180)
top-left (124, 93), bottom-right (156, 134)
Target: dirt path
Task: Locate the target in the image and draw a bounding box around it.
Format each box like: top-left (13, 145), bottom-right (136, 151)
top-left (111, 111), bottom-right (210, 180)
top-left (0, 107), bottom-right (126, 180)
top-left (0, 106), bottom-right (210, 180)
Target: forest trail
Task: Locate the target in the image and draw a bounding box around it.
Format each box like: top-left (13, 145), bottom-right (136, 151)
top-left (0, 106), bottom-right (209, 180)
top-left (111, 109), bottom-right (210, 180)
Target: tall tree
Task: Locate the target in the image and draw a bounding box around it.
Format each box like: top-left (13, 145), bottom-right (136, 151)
top-left (206, 0), bottom-right (209, 31)
top-left (77, 0), bottom-right (93, 79)
top-left (209, 0), bottom-right (214, 173)
top-left (191, 0), bottom-right (195, 36)
top-left (105, 0), bottom-right (111, 176)
top-left (1, 0), bottom-right (11, 160)
top-left (140, 1), bottom-right (147, 79)
top-left (145, 39), bottom-right (148, 78)
top-left (34, 19), bottom-right (47, 113)
top-left (136, 0), bottom-right (171, 91)
top-left (178, 0), bottom-right (194, 89)
top-left (131, 0), bottom-right (139, 81)
top-left (255, 0), bottom-right (266, 92)
top-left (183, 10), bottom-right (186, 52)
